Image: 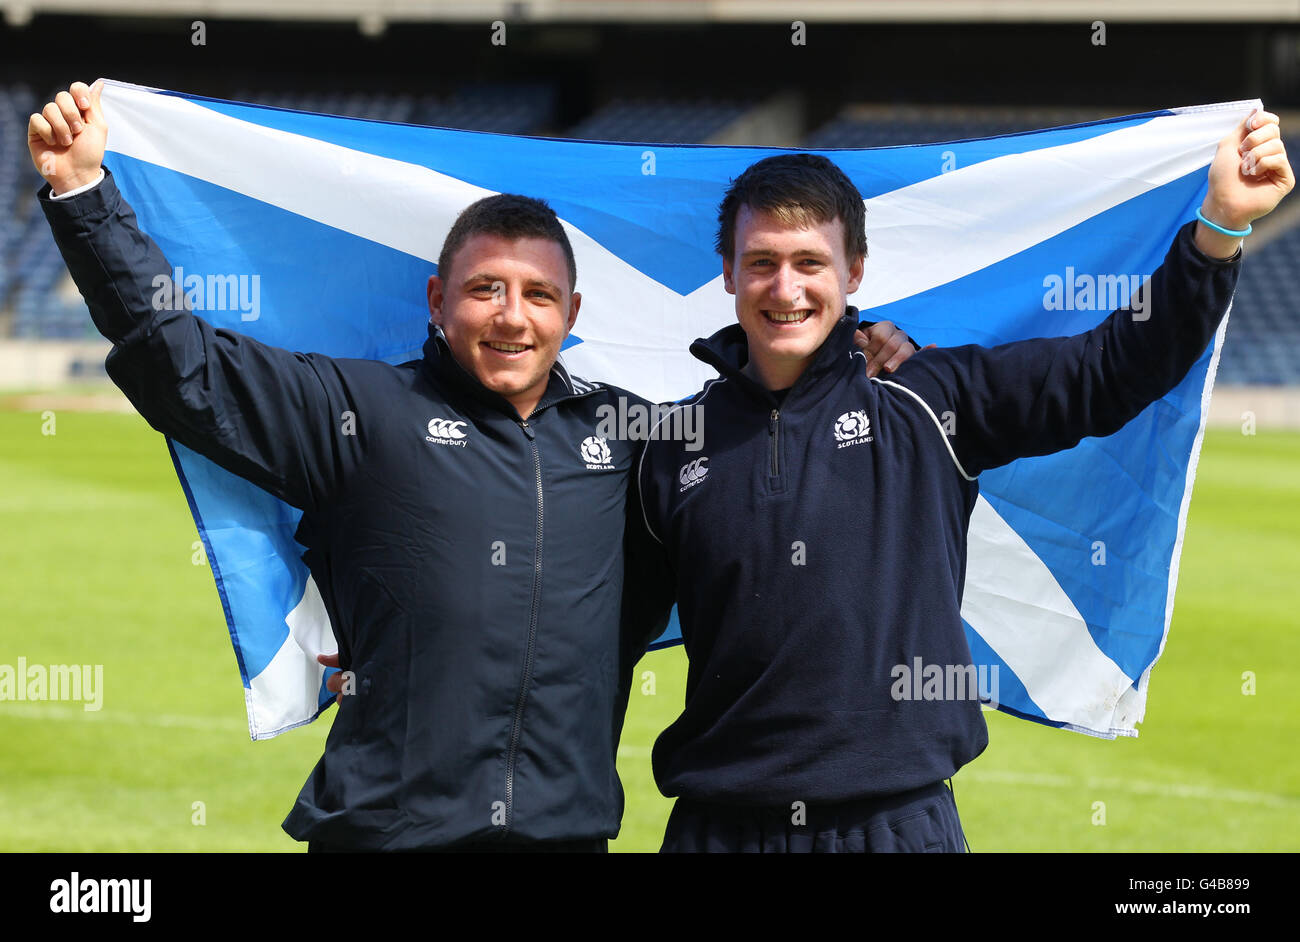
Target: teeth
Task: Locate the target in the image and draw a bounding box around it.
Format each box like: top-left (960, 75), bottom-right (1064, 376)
top-left (488, 342), bottom-right (527, 352)
top-left (765, 310), bottom-right (812, 323)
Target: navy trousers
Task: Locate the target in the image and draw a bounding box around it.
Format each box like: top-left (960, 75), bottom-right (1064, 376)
top-left (308, 837), bottom-right (607, 853)
top-left (660, 780), bottom-right (967, 853)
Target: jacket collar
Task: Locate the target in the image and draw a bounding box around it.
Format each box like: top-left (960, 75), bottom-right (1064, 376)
top-left (689, 308), bottom-right (864, 409)
top-left (420, 322), bottom-right (586, 420)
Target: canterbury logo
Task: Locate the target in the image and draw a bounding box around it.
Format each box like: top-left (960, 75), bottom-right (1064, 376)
top-left (834, 410), bottom-right (873, 448)
top-left (426, 417), bottom-right (469, 447)
top-left (427, 418), bottom-right (468, 439)
top-left (678, 457), bottom-right (709, 491)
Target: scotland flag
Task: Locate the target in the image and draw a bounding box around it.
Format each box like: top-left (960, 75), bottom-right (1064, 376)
top-left (93, 78), bottom-right (1252, 741)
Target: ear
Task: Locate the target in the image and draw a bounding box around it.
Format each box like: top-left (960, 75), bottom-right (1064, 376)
top-left (427, 274), bottom-right (444, 326)
top-left (846, 254), bottom-right (865, 296)
top-left (722, 254), bottom-right (736, 296)
top-left (565, 291), bottom-right (582, 336)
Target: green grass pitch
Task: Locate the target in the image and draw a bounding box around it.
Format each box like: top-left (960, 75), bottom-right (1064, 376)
top-left (0, 404), bottom-right (1296, 851)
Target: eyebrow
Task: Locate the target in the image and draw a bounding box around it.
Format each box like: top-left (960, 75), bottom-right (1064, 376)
top-left (461, 273), bottom-right (563, 295)
top-left (740, 248), bottom-right (831, 260)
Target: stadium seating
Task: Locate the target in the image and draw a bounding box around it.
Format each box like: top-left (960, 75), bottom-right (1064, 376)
top-left (1216, 224), bottom-right (1300, 384)
top-left (2, 84), bottom-right (100, 339)
top-left (566, 98), bottom-right (751, 143)
top-left (0, 83), bottom-right (38, 315)
top-left (231, 84), bottom-right (557, 134)
top-left (805, 106), bottom-right (1107, 149)
top-left (412, 84), bottom-right (557, 134)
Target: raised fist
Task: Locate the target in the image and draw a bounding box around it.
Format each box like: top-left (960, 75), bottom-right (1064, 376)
top-left (28, 79), bottom-right (107, 195)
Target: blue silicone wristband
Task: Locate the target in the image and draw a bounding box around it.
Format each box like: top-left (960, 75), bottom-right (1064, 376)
top-left (1196, 207), bottom-right (1252, 238)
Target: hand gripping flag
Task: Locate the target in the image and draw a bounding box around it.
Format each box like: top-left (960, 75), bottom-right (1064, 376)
top-left (92, 78), bottom-right (1251, 740)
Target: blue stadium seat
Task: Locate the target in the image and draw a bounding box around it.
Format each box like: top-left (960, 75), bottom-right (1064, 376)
top-left (566, 98), bottom-right (751, 144)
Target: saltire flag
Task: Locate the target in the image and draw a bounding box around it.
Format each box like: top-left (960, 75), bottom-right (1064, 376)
top-left (91, 78), bottom-right (1252, 740)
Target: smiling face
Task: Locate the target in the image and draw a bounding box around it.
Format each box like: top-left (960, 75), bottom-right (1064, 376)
top-left (723, 204), bottom-right (864, 391)
top-left (427, 233), bottom-right (580, 419)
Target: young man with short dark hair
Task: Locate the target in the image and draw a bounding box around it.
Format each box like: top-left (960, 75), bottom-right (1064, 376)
top-left (638, 122), bottom-right (1292, 852)
top-left (29, 79), bottom-right (679, 851)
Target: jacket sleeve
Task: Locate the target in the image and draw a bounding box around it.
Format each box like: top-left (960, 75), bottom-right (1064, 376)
top-left (39, 167), bottom-right (360, 512)
top-left (883, 220), bottom-right (1241, 477)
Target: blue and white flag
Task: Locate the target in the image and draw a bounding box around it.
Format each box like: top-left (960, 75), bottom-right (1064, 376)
top-left (94, 78), bottom-right (1250, 740)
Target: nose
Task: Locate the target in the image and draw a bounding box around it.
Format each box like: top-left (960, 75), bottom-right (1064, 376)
top-left (769, 262), bottom-right (804, 307)
top-left (494, 284), bottom-right (528, 330)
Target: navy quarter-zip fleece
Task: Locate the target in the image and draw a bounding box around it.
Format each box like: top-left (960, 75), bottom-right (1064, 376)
top-left (638, 221), bottom-right (1240, 804)
top-left (40, 169), bottom-right (670, 849)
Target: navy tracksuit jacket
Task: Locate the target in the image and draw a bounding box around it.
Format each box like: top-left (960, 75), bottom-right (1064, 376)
top-left (40, 169), bottom-right (670, 850)
top-left (638, 221), bottom-right (1240, 812)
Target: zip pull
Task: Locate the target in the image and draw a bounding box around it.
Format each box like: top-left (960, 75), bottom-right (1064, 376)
top-left (519, 419), bottom-right (536, 441)
top-left (769, 409), bottom-right (781, 476)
